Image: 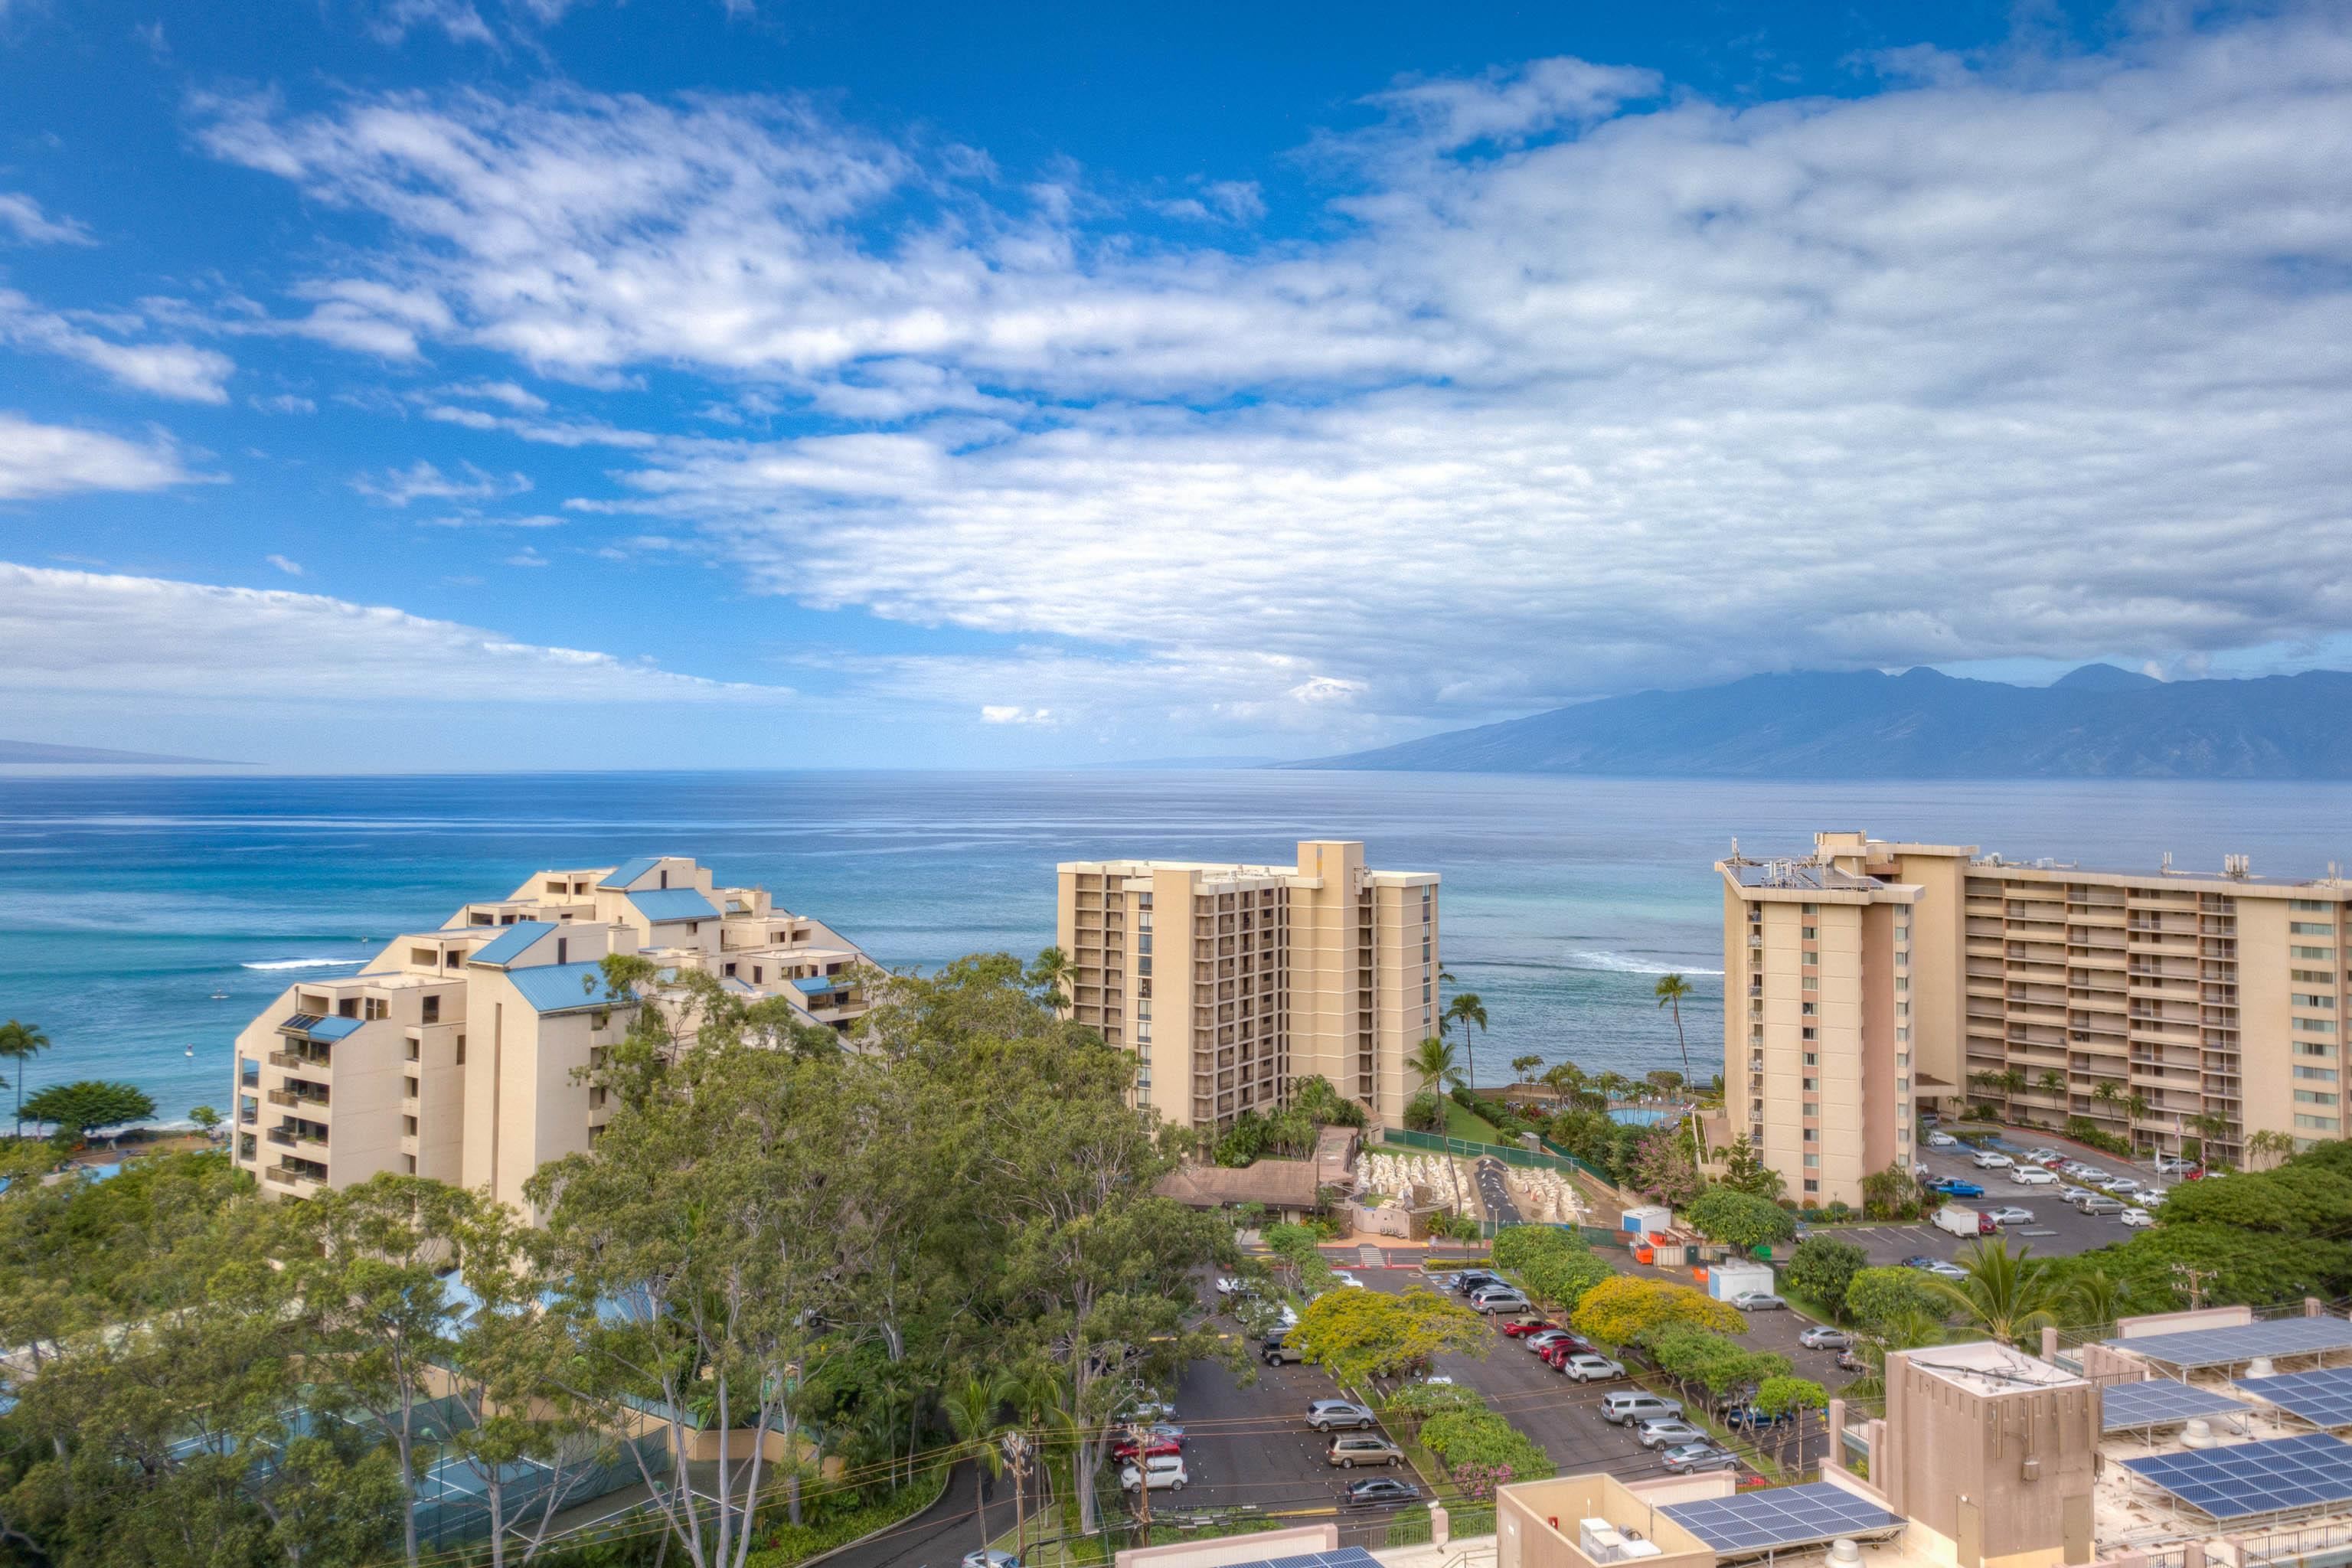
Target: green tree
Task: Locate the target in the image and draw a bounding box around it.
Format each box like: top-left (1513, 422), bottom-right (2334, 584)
top-left (1844, 1266), bottom-right (1949, 1330)
top-left (1686, 1187), bottom-right (1797, 1252)
top-left (944, 1373), bottom-right (1016, 1556)
top-left (1654, 973), bottom-right (1704, 1155)
top-left (0, 1019), bottom-right (49, 1141)
top-left (1754, 1374), bottom-right (1828, 1468)
top-left (1024, 946), bottom-right (1076, 1008)
top-left (2061, 1267), bottom-right (2142, 1340)
top-left (1628, 1122), bottom-right (1703, 1207)
top-left (22, 1080), bottom-right (155, 1142)
top-left (1785, 1236), bottom-right (1868, 1321)
top-left (1512, 1054), bottom-right (1544, 1084)
top-left (1443, 991), bottom-right (1489, 1093)
top-left (1410, 1036), bottom-right (1464, 1099)
top-left (1860, 1162), bottom-right (1921, 1220)
top-left (1928, 1239), bottom-right (2064, 1346)
top-left (188, 1105), bottom-right (222, 1139)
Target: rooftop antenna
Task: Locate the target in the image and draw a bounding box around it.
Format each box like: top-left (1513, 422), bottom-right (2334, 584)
top-left (2161, 851), bottom-right (2174, 875)
top-left (2224, 854), bottom-right (2250, 880)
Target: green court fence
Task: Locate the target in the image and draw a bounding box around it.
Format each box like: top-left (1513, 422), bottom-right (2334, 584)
top-left (1377, 1125), bottom-right (1617, 1188)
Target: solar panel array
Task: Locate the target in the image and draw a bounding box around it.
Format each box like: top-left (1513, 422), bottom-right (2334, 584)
top-left (1662, 1482), bottom-right (1903, 1554)
top-left (2107, 1318), bottom-right (2352, 1370)
top-left (2100, 1380), bottom-right (2249, 1432)
top-left (2121, 1432), bottom-right (2352, 1521)
top-left (2239, 1367), bottom-right (2352, 1429)
top-left (1239, 1551), bottom-right (1381, 1568)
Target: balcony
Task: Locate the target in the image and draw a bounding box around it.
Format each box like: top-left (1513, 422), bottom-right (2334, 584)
top-left (266, 1162), bottom-right (326, 1187)
top-left (266, 1086), bottom-right (331, 1109)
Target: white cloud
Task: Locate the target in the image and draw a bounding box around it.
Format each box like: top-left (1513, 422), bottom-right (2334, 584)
top-left (0, 563), bottom-right (793, 704)
top-left (0, 289), bottom-right (234, 403)
top-left (0, 192), bottom-right (93, 246)
top-left (352, 459), bottom-right (533, 505)
top-left (0, 413), bottom-right (201, 501)
top-left (250, 393), bottom-right (318, 414)
top-left (196, 14), bottom-right (2352, 735)
top-left (978, 704), bottom-right (1054, 726)
top-left (266, 554), bottom-right (305, 577)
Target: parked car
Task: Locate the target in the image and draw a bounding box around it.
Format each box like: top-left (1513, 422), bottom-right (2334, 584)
top-left (1261, 1333), bottom-right (1301, 1366)
top-left (1798, 1325), bottom-right (1855, 1350)
top-left (1935, 1178), bottom-right (1987, 1198)
top-left (1213, 1276), bottom-right (1255, 1298)
top-left (2139, 1187), bottom-right (2169, 1206)
top-left (1600, 1391), bottom-right (1682, 1424)
top-left (1835, 1348), bottom-right (1868, 1373)
top-left (2154, 1155), bottom-right (2199, 1175)
top-left (1524, 1330), bottom-right (1575, 1354)
top-left (1111, 1434), bottom-right (1181, 1462)
top-left (2120, 1207), bottom-right (2155, 1228)
top-left (1501, 1318), bottom-right (1562, 1339)
top-left (1541, 1337), bottom-right (1598, 1368)
top-left (1984, 1206), bottom-right (2036, 1225)
top-left (1564, 1353), bottom-right (1629, 1383)
top-left (1119, 1455), bottom-right (1187, 1491)
top-left (1903, 1257), bottom-right (1966, 1279)
top-left (1450, 1271), bottom-right (1505, 1295)
top-left (1971, 1151), bottom-right (2014, 1169)
top-left (1472, 1290), bottom-right (1534, 1315)
top-left (1341, 1477), bottom-right (1419, 1509)
top-left (2069, 1166), bottom-right (2112, 1184)
top-left (1661, 1442), bottom-right (1740, 1475)
top-left (1305, 1400), bottom-right (1377, 1432)
top-left (1723, 1404), bottom-right (1792, 1430)
top-left (1635, 1418), bottom-right (1710, 1449)
top-left (1901, 1255), bottom-right (1939, 1269)
top-left (963, 1552), bottom-right (1021, 1568)
top-left (2020, 1148), bottom-right (2060, 1164)
top-left (1732, 1291), bottom-right (1786, 1312)
top-left (1122, 1400), bottom-right (1177, 1423)
top-left (2102, 1177), bottom-right (2142, 1196)
top-left (1329, 1269), bottom-right (1366, 1289)
top-left (2011, 1168), bottom-right (2057, 1187)
top-left (2076, 1194), bottom-right (2127, 1217)
top-left (1327, 1433), bottom-right (1405, 1468)
top-left (2057, 1185), bottom-right (2096, 1204)
top-left (1925, 1131), bottom-right (1958, 1148)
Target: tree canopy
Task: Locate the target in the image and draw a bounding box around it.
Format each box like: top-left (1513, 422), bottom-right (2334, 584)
top-left (1844, 1266), bottom-right (1950, 1329)
top-left (1784, 1236), bottom-right (1868, 1321)
top-left (21, 1081), bottom-right (155, 1138)
top-left (1291, 1286), bottom-right (1488, 1385)
top-left (1571, 1276), bottom-right (1743, 1347)
top-left (1686, 1187), bottom-right (1796, 1250)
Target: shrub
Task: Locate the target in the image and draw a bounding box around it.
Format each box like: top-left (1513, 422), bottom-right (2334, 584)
top-left (1844, 1266), bottom-right (1949, 1328)
top-left (1405, 1092), bottom-right (1446, 1132)
top-left (1687, 1187), bottom-right (1797, 1251)
top-left (1784, 1236), bottom-right (1867, 1321)
top-left (1418, 1407), bottom-right (1553, 1482)
top-left (2064, 1116), bottom-right (2133, 1157)
top-left (1491, 1224), bottom-right (1612, 1311)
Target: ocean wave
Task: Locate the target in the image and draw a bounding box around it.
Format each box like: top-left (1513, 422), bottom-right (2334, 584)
top-left (240, 958), bottom-right (367, 971)
top-left (1568, 950), bottom-right (1723, 978)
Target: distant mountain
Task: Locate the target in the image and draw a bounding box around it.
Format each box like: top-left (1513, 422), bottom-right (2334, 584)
top-left (0, 739), bottom-right (237, 766)
top-left (1291, 666), bottom-right (2352, 779)
top-left (1072, 754), bottom-right (1288, 770)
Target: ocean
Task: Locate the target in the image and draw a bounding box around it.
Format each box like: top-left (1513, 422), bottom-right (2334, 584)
top-left (3, 769), bottom-right (2349, 1124)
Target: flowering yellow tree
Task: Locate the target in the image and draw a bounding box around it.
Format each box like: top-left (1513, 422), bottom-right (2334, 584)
top-left (1292, 1286), bottom-right (1488, 1385)
top-left (1570, 1276), bottom-right (1743, 1348)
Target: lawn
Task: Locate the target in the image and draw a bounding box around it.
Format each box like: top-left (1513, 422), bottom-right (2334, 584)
top-left (1445, 1099), bottom-right (1511, 1145)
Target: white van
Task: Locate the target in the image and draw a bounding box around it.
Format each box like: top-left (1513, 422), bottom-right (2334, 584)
top-left (1120, 1454), bottom-right (1188, 1491)
top-left (2010, 1168), bottom-right (2056, 1187)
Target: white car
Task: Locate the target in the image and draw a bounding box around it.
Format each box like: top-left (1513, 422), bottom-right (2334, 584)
top-left (964, 1553), bottom-right (1021, 1568)
top-left (1971, 1151), bottom-right (2014, 1170)
top-left (2103, 1177), bottom-right (2142, 1195)
top-left (1926, 1132), bottom-right (1958, 1148)
top-left (1120, 1455), bottom-right (1188, 1491)
top-left (2011, 1168), bottom-right (2056, 1187)
top-left (2120, 1207), bottom-right (2155, 1228)
top-left (2154, 1155), bottom-right (2197, 1174)
top-left (1984, 1206), bottom-right (2035, 1224)
top-left (1920, 1260), bottom-right (1968, 1280)
top-left (1329, 1270), bottom-right (1367, 1289)
top-left (2139, 1187), bottom-right (2168, 1207)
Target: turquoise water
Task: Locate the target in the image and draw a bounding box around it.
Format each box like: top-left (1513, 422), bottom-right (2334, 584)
top-left (3, 769), bottom-right (2349, 1123)
top-left (1609, 1107), bottom-right (1677, 1126)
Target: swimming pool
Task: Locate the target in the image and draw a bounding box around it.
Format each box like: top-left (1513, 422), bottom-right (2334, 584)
top-left (1609, 1106), bottom-right (1682, 1126)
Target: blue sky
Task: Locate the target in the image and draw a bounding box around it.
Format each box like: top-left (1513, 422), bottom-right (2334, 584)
top-left (2, 0), bottom-right (2350, 770)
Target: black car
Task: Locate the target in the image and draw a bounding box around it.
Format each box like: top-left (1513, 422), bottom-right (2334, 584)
top-left (1451, 1271), bottom-right (1505, 1296)
top-left (1342, 1477), bottom-right (1421, 1509)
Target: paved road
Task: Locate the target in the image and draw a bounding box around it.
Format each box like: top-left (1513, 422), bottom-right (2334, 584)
top-left (1475, 1156), bottom-right (1523, 1224)
top-left (821, 1460), bottom-right (988, 1568)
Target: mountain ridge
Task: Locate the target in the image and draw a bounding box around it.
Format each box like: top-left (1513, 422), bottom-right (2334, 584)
top-left (1289, 666), bottom-right (2352, 779)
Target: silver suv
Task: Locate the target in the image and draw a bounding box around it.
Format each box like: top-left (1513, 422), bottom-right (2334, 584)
top-left (1326, 1433), bottom-right (1404, 1468)
top-left (1601, 1391), bottom-right (1682, 1424)
top-left (1305, 1400), bottom-right (1377, 1432)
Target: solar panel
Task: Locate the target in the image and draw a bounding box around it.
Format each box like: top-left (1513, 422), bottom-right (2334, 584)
top-left (1245, 1552), bottom-right (1380, 1568)
top-left (2109, 1318), bottom-right (2352, 1370)
top-left (2239, 1367), bottom-right (2352, 1429)
top-left (2100, 1380), bottom-right (2249, 1432)
top-left (2122, 1432), bottom-right (2352, 1520)
top-left (1662, 1482), bottom-right (1903, 1554)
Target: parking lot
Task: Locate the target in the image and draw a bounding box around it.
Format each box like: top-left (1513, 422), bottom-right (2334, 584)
top-left (1837, 1135), bottom-right (2178, 1266)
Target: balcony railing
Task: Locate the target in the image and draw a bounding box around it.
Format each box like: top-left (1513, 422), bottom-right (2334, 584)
top-left (266, 1087), bottom-right (330, 1109)
top-left (266, 1049), bottom-right (331, 1071)
top-left (266, 1164), bottom-right (325, 1187)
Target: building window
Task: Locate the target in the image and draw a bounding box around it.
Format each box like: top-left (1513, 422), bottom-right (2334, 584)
top-left (2295, 1089), bottom-right (2338, 1106)
top-left (2293, 946), bottom-right (2336, 961)
top-left (557, 937), bottom-right (569, 965)
top-left (2296, 1018), bottom-right (2337, 1034)
top-left (421, 995), bottom-right (439, 1024)
top-left (688, 922), bottom-right (700, 935)
top-left (1803, 1154), bottom-right (1819, 1168)
top-left (1802, 1052), bottom-right (1818, 1066)
top-left (1802, 1077), bottom-right (1818, 1091)
top-left (2295, 1040), bottom-right (2337, 1057)
top-left (1802, 903), bottom-right (1818, 914)
top-left (1803, 1178), bottom-right (1819, 1193)
top-left (1802, 1002), bottom-right (1817, 1016)
top-left (2293, 994), bottom-right (2337, 1009)
top-left (2291, 922), bottom-right (2337, 936)
top-left (2292, 899), bottom-right (2336, 911)
top-left (1803, 976), bottom-right (1819, 992)
top-left (455, 1034), bottom-right (466, 1065)
top-left (2295, 1066), bottom-right (2339, 1083)
top-left (1801, 1027), bottom-right (1817, 1041)
top-left (1802, 926), bottom-right (1818, 941)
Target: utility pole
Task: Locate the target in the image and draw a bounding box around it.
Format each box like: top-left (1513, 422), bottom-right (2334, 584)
top-left (1127, 1419), bottom-right (1152, 1541)
top-left (2171, 1263), bottom-right (2216, 1310)
top-left (1003, 1431), bottom-right (1032, 1562)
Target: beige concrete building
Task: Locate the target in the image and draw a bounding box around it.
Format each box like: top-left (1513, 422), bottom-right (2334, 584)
top-left (230, 855), bottom-right (872, 1214)
top-left (1055, 840), bottom-right (1439, 1130)
top-left (1725, 831), bottom-right (2352, 1202)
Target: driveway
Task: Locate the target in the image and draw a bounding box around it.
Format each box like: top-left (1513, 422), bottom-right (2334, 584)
top-left (1475, 1156), bottom-right (1523, 1224)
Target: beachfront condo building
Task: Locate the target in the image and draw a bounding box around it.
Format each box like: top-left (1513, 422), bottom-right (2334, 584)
top-left (1054, 840), bottom-right (1440, 1132)
top-left (229, 855), bottom-right (872, 1214)
top-left (1723, 830), bottom-right (2352, 1204)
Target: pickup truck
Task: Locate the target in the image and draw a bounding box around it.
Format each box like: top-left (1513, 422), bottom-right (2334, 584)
top-left (1934, 1203), bottom-right (1994, 1239)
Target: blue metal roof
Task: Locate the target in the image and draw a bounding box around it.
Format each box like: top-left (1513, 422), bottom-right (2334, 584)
top-left (468, 921), bottom-right (557, 967)
top-left (792, 974), bottom-right (845, 994)
top-left (283, 1013), bottom-right (365, 1040)
top-left (505, 962), bottom-right (632, 1015)
top-left (627, 888), bottom-right (719, 923)
top-left (597, 856), bottom-right (665, 890)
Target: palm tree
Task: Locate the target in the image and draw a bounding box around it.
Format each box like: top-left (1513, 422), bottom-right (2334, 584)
top-left (1511, 1054), bottom-right (1544, 1085)
top-left (1843, 1306), bottom-right (1949, 1400)
top-left (2064, 1268), bottom-right (2141, 1340)
top-left (2245, 1126), bottom-right (2292, 1170)
top-left (1653, 975), bottom-right (1703, 1157)
top-left (1024, 948), bottom-right (1075, 1010)
top-left (943, 1372), bottom-right (1016, 1555)
top-left (1409, 1036), bottom-right (1463, 1101)
top-left (2037, 1069), bottom-right (2066, 1101)
top-left (0, 1020), bottom-right (50, 1140)
top-left (1442, 991), bottom-right (1489, 1097)
top-left (1928, 1239), bottom-right (2066, 1347)
top-left (1542, 1060), bottom-right (1591, 1108)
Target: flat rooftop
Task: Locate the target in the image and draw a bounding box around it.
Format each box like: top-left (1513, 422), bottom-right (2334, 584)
top-left (1907, 1342), bottom-right (2085, 1396)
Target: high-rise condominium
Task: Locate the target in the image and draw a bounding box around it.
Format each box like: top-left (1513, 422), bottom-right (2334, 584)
top-left (1724, 831), bottom-right (2350, 1206)
top-left (1055, 840), bottom-right (1439, 1131)
top-left (230, 855), bottom-right (871, 1214)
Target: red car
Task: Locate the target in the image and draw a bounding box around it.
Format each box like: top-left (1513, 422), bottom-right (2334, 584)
top-left (1110, 1435), bottom-right (1181, 1463)
top-left (1500, 1319), bottom-right (1561, 1339)
top-left (1540, 1338), bottom-right (1597, 1368)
